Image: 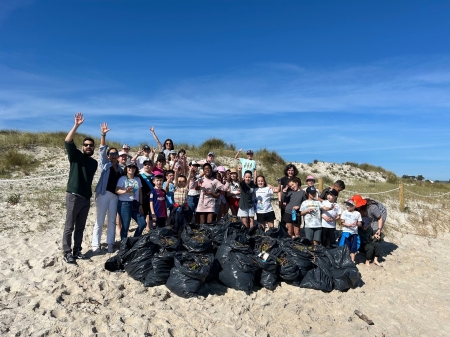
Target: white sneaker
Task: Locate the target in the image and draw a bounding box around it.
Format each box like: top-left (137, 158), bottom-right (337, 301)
top-left (92, 247), bottom-right (101, 254)
top-left (108, 244), bottom-right (114, 253)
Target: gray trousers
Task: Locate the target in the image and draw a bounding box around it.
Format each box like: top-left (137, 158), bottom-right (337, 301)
top-left (62, 192), bottom-right (91, 254)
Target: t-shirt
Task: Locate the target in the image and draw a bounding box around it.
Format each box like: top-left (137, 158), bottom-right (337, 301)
top-left (284, 189), bottom-right (306, 213)
top-left (239, 181), bottom-right (257, 210)
top-left (239, 158), bottom-right (257, 177)
top-left (135, 155), bottom-right (151, 173)
top-left (321, 200), bottom-right (342, 228)
top-left (279, 176), bottom-right (302, 202)
top-left (228, 181), bottom-right (241, 198)
top-left (300, 200), bottom-right (322, 228)
top-left (366, 200), bottom-right (387, 231)
top-left (138, 173), bottom-right (154, 203)
top-left (163, 181), bottom-right (175, 208)
top-left (117, 176), bottom-right (142, 202)
top-left (254, 187), bottom-right (274, 213)
top-left (150, 188), bottom-right (167, 218)
top-left (341, 210), bottom-right (362, 235)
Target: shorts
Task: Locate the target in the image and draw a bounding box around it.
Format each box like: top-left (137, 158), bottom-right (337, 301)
top-left (305, 227), bottom-right (322, 242)
top-left (283, 211), bottom-right (300, 226)
top-left (229, 197), bottom-right (240, 209)
top-left (256, 211), bottom-right (275, 223)
top-left (237, 208), bottom-right (255, 217)
top-left (341, 233), bottom-right (359, 253)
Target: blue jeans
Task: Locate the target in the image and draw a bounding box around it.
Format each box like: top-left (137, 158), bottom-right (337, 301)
top-left (118, 200), bottom-right (146, 241)
top-left (187, 195), bottom-right (200, 214)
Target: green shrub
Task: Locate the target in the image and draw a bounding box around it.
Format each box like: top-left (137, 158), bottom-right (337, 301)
top-left (6, 193), bottom-right (21, 206)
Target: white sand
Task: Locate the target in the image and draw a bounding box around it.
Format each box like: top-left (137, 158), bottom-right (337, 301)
top-left (1, 146), bottom-right (449, 336)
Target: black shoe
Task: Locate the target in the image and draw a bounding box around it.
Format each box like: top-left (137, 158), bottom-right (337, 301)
top-left (73, 251), bottom-right (86, 260)
top-left (63, 253), bottom-right (76, 264)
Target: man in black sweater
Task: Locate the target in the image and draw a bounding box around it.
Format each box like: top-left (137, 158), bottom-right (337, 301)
top-left (62, 112), bottom-right (98, 263)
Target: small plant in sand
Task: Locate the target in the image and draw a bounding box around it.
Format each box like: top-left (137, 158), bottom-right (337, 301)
top-left (6, 193), bottom-right (21, 206)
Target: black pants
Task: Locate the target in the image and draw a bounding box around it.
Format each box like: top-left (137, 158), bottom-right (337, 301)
top-left (321, 227), bottom-right (336, 247)
top-left (62, 192), bottom-right (91, 254)
top-left (361, 241), bottom-right (381, 260)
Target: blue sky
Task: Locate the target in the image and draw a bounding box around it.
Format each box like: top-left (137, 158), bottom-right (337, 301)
top-left (1, 0), bottom-right (449, 180)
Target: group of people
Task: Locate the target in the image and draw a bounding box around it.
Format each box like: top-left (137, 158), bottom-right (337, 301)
top-left (62, 113), bottom-right (387, 268)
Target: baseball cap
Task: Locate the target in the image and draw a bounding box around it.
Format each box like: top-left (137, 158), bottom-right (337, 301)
top-left (118, 151), bottom-right (127, 156)
top-left (217, 166), bottom-right (226, 173)
top-left (207, 152), bottom-right (215, 157)
top-left (142, 145), bottom-right (150, 150)
top-left (306, 186), bottom-right (317, 195)
top-left (326, 189), bottom-right (339, 197)
top-left (189, 160), bottom-right (201, 167)
top-left (125, 160), bottom-right (137, 168)
top-left (345, 199), bottom-right (356, 208)
top-left (246, 150), bottom-right (254, 155)
top-left (306, 175), bottom-right (315, 181)
top-left (122, 144), bottom-right (130, 149)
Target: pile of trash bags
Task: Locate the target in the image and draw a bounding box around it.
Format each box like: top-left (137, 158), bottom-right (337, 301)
top-left (105, 215), bottom-right (361, 298)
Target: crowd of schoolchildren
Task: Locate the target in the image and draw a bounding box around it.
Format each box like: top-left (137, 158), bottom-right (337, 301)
top-left (94, 124), bottom-right (386, 266)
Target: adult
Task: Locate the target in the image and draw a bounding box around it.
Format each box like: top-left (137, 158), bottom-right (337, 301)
top-left (189, 163), bottom-right (230, 224)
top-left (352, 194), bottom-right (387, 237)
top-left (132, 145), bottom-right (155, 173)
top-left (62, 113), bottom-right (98, 263)
top-left (116, 161), bottom-right (146, 241)
top-left (278, 164), bottom-right (300, 222)
top-left (359, 217), bottom-right (384, 267)
top-left (92, 122), bottom-right (123, 253)
top-left (137, 159), bottom-right (154, 230)
top-left (121, 144), bottom-right (133, 161)
top-left (234, 148), bottom-right (257, 179)
top-left (198, 152), bottom-right (217, 173)
top-left (118, 151), bottom-right (128, 170)
top-left (149, 125), bottom-right (174, 160)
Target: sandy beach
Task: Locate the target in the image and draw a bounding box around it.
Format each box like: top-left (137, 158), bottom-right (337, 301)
top-left (1, 146), bottom-right (449, 336)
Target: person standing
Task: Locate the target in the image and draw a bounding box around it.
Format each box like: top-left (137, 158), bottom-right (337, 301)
top-left (234, 148), bottom-right (257, 180)
top-left (62, 112), bottom-right (98, 264)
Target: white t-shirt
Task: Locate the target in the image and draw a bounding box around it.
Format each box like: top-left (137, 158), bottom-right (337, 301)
top-left (321, 200), bottom-right (342, 228)
top-left (341, 210), bottom-right (362, 235)
top-left (135, 155), bottom-right (151, 172)
top-left (300, 200), bottom-right (322, 228)
top-left (254, 187), bottom-right (274, 213)
top-left (117, 176), bottom-right (142, 202)
top-left (229, 181), bottom-right (241, 198)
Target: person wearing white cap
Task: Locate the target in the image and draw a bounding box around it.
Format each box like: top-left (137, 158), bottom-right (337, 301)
top-left (198, 151), bottom-right (217, 172)
top-left (121, 144), bottom-right (133, 162)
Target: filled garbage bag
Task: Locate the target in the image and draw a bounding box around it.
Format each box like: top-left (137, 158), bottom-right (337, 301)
top-left (143, 249), bottom-right (177, 287)
top-left (219, 251), bottom-right (261, 293)
top-left (258, 253), bottom-right (278, 290)
top-left (199, 223), bottom-right (228, 246)
top-left (181, 225), bottom-right (213, 253)
top-left (326, 245), bottom-right (361, 291)
top-left (279, 239), bottom-right (314, 279)
top-left (265, 225), bottom-right (289, 239)
top-left (124, 245), bottom-right (156, 282)
top-left (274, 250), bottom-right (300, 285)
top-left (105, 254), bottom-right (123, 272)
top-left (253, 236), bottom-right (278, 255)
top-left (118, 235), bottom-right (152, 266)
top-left (148, 227), bottom-right (181, 251)
top-left (166, 252), bottom-right (212, 298)
top-left (299, 256), bottom-right (334, 292)
top-left (216, 239), bottom-right (254, 266)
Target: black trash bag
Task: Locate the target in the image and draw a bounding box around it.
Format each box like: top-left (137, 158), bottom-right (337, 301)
top-left (143, 249), bottom-right (178, 287)
top-left (165, 252), bottom-right (211, 298)
top-left (299, 256), bottom-right (334, 292)
top-left (148, 227), bottom-right (181, 251)
top-left (246, 224), bottom-right (265, 237)
top-left (199, 223), bottom-right (228, 246)
top-left (218, 251), bottom-right (261, 293)
top-left (119, 234), bottom-right (153, 266)
top-left (325, 245), bottom-right (354, 269)
top-left (274, 250), bottom-right (300, 285)
top-left (124, 245), bottom-right (156, 282)
top-left (331, 267), bottom-right (360, 291)
top-left (253, 236), bottom-right (278, 254)
top-left (265, 225), bottom-right (289, 239)
top-left (216, 239), bottom-right (254, 266)
top-left (223, 223), bottom-right (248, 245)
top-left (279, 239), bottom-right (314, 279)
top-left (105, 254), bottom-right (123, 272)
top-left (181, 225), bottom-right (213, 253)
top-left (258, 254), bottom-right (278, 290)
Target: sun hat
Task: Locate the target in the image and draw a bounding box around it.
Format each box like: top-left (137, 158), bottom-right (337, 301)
top-left (306, 175), bottom-right (315, 182)
top-left (351, 194), bottom-right (367, 208)
top-left (230, 168), bottom-right (237, 173)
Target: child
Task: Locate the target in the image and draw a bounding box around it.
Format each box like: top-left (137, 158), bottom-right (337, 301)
top-left (171, 168), bottom-right (192, 235)
top-left (303, 175), bottom-right (321, 200)
top-left (238, 168), bottom-right (257, 228)
top-left (321, 189), bottom-right (341, 248)
top-left (227, 168), bottom-right (241, 216)
top-left (319, 179), bottom-right (346, 201)
top-left (339, 199), bottom-right (362, 262)
top-left (149, 174), bottom-right (167, 228)
top-left (300, 186), bottom-right (323, 245)
top-left (254, 175), bottom-right (278, 229)
top-left (283, 177), bottom-right (306, 237)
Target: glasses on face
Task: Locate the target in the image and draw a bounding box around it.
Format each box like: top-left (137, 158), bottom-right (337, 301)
top-left (83, 143), bottom-right (94, 147)
top-left (127, 166), bottom-right (136, 169)
top-left (144, 163), bottom-right (152, 166)
top-left (109, 153), bottom-right (118, 157)
top-left (165, 142), bottom-right (171, 145)
top-left (177, 180), bottom-right (186, 183)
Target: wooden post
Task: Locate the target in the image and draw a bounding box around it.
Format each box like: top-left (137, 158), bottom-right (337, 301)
top-left (399, 183), bottom-right (404, 211)
top-left (318, 178), bottom-right (323, 193)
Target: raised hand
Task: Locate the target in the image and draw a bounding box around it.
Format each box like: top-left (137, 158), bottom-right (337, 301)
top-left (150, 126), bottom-right (155, 133)
top-left (100, 122), bottom-right (111, 134)
top-left (74, 112), bottom-right (84, 126)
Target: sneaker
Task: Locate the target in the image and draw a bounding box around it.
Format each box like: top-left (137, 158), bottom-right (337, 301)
top-left (63, 253), bottom-right (76, 264)
top-left (73, 251), bottom-right (86, 260)
top-left (107, 244), bottom-right (114, 253)
top-left (92, 247), bottom-right (101, 254)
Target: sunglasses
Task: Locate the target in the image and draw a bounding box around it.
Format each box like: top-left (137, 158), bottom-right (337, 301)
top-left (109, 153), bottom-right (119, 157)
top-left (83, 143), bottom-right (94, 147)
top-left (177, 180), bottom-right (186, 183)
top-left (144, 163), bottom-right (152, 166)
